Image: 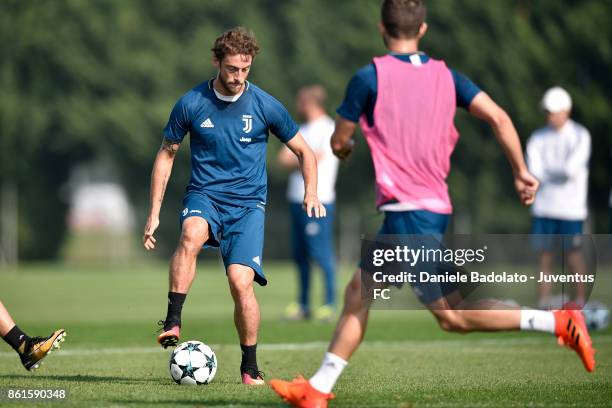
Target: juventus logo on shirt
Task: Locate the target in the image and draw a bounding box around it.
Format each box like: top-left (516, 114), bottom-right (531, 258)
top-left (242, 114), bottom-right (253, 133)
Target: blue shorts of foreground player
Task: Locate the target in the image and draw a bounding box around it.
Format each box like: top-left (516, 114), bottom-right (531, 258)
top-left (378, 210), bottom-right (449, 236)
top-left (366, 210), bottom-right (454, 306)
top-left (290, 202), bottom-right (336, 310)
top-left (180, 192), bottom-right (267, 286)
top-left (531, 216), bottom-right (584, 252)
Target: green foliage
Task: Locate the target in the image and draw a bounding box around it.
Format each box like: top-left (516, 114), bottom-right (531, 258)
top-left (1, 0), bottom-right (611, 259)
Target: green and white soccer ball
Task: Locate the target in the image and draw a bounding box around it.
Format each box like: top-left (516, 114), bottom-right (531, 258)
top-left (169, 341), bottom-right (217, 385)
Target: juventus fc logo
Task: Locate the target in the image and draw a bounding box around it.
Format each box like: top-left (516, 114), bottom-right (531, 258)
top-left (242, 114), bottom-right (253, 133)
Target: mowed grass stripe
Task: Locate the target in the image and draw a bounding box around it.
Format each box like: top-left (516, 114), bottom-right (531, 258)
top-left (1, 335), bottom-right (610, 357)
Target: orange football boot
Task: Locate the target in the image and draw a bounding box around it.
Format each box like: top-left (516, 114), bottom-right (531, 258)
top-left (554, 305), bottom-right (595, 372)
top-left (270, 376), bottom-right (335, 408)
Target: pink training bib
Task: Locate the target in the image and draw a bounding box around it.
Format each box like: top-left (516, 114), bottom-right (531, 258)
top-left (359, 54), bottom-right (459, 214)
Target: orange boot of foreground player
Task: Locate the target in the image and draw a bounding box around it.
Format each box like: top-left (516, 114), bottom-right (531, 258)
top-left (270, 376), bottom-right (335, 408)
top-left (553, 304), bottom-right (596, 372)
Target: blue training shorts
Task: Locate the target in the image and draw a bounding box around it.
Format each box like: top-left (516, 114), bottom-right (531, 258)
top-left (365, 210), bottom-right (454, 306)
top-left (530, 217), bottom-right (584, 252)
top-left (179, 192), bottom-right (267, 286)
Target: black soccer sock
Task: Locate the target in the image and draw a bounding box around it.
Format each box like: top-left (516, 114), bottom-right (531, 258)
top-left (165, 292), bottom-right (187, 328)
top-left (2, 326), bottom-right (30, 354)
top-left (240, 343), bottom-right (259, 373)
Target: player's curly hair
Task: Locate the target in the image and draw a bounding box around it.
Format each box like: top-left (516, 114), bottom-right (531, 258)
top-left (211, 27), bottom-right (260, 62)
top-left (382, 0), bottom-right (427, 39)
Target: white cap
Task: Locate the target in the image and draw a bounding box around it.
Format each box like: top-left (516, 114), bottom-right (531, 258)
top-left (541, 86), bottom-right (572, 113)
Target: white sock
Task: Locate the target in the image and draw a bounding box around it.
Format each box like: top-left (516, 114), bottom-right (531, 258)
top-left (309, 352), bottom-right (348, 394)
top-left (520, 309), bottom-right (556, 334)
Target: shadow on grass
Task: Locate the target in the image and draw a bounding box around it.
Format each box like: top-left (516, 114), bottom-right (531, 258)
top-left (110, 400), bottom-right (285, 407)
top-left (0, 374), bottom-right (260, 387)
top-left (0, 374), bottom-right (156, 384)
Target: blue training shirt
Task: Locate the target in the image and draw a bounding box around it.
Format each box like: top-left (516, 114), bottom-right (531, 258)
top-left (337, 53), bottom-right (482, 126)
top-left (164, 79), bottom-right (299, 207)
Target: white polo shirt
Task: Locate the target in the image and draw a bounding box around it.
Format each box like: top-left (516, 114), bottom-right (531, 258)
top-left (287, 115), bottom-right (338, 204)
top-left (527, 119), bottom-right (591, 220)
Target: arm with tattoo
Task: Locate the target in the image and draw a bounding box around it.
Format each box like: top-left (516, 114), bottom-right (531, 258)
top-left (143, 138), bottom-right (181, 250)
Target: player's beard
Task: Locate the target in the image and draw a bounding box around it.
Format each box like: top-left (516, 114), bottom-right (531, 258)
top-left (218, 74), bottom-right (244, 96)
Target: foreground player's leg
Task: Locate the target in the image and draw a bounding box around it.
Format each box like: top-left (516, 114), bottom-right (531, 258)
top-left (158, 217), bottom-right (209, 348)
top-left (1, 301), bottom-right (66, 371)
top-left (271, 269), bottom-right (367, 407)
top-left (227, 264), bottom-right (264, 385)
top-left (430, 299), bottom-right (595, 372)
top-left (271, 276), bottom-right (596, 407)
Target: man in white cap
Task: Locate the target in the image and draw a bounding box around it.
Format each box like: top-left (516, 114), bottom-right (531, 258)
top-left (527, 86), bottom-right (591, 309)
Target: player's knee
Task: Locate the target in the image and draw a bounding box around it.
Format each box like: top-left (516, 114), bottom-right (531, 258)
top-left (437, 311), bottom-right (469, 333)
top-left (178, 237), bottom-right (200, 255)
top-left (227, 271), bottom-right (254, 299)
top-left (179, 227), bottom-right (207, 254)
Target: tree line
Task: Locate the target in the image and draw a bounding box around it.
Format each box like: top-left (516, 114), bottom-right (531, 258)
top-left (0, 0), bottom-right (610, 260)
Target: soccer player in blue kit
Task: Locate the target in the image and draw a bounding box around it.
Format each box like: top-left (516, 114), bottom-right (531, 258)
top-left (142, 27), bottom-right (326, 385)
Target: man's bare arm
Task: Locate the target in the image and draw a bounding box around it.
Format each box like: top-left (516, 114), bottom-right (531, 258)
top-left (468, 92), bottom-right (539, 205)
top-left (277, 145), bottom-right (301, 169)
top-left (278, 145), bottom-right (325, 169)
top-left (143, 138), bottom-right (180, 250)
top-left (330, 116), bottom-right (357, 160)
top-left (285, 132), bottom-right (326, 218)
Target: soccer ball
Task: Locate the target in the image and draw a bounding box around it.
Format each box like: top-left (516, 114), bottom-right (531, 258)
top-left (583, 301), bottom-right (610, 331)
top-left (169, 341), bottom-right (217, 385)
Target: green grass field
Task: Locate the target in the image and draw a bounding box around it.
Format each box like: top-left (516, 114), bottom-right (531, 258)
top-left (0, 262), bottom-right (610, 407)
